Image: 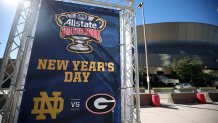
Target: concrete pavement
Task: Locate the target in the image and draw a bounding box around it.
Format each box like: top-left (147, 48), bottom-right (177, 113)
top-left (140, 94), bottom-right (218, 123)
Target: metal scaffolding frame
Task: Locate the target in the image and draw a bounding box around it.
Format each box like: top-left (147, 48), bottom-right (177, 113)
top-left (0, 0), bottom-right (140, 123)
top-left (119, 7), bottom-right (140, 123)
top-left (0, 0), bottom-right (41, 122)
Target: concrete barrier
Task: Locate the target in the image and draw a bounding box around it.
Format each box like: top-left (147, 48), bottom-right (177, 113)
top-left (139, 93), bottom-right (152, 106)
top-left (168, 93), bottom-right (197, 104)
top-left (204, 93), bottom-right (218, 102)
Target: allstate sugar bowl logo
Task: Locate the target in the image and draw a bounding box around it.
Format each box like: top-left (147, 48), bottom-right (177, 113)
top-left (55, 12), bottom-right (106, 53)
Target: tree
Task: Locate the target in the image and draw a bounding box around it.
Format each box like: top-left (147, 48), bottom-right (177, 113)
top-left (202, 71), bottom-right (218, 87)
top-left (172, 57), bottom-right (203, 85)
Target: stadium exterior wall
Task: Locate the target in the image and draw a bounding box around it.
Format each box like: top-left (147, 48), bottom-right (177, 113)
top-left (137, 22), bottom-right (218, 74)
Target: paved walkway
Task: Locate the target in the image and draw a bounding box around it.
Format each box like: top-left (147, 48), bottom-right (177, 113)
top-left (140, 94), bottom-right (218, 123)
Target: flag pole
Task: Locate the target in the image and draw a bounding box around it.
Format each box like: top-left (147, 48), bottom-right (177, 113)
top-left (137, 2), bottom-right (150, 94)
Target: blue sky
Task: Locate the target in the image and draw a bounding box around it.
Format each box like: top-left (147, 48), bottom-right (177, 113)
top-left (0, 0), bottom-right (218, 58)
top-left (135, 0), bottom-right (218, 25)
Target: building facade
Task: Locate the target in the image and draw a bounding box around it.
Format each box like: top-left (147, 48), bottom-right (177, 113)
top-left (137, 22), bottom-right (218, 75)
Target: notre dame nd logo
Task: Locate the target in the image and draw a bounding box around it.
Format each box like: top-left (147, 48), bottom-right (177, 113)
top-left (31, 92), bottom-right (64, 120)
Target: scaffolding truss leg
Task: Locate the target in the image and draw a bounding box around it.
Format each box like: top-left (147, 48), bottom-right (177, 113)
top-left (0, 0), bottom-right (41, 122)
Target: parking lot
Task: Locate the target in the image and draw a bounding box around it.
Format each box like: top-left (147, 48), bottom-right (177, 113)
top-left (140, 94), bottom-right (218, 123)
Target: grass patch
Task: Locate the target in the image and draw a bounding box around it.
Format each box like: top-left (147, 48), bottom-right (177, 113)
top-left (152, 87), bottom-right (174, 90)
top-left (198, 87), bottom-right (216, 90)
top-left (178, 87), bottom-right (197, 90)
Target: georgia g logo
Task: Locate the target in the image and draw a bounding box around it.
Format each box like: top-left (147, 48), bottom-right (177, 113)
top-left (86, 94), bottom-right (116, 114)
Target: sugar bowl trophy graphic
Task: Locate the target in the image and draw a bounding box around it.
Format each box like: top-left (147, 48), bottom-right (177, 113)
top-left (55, 12), bottom-right (106, 53)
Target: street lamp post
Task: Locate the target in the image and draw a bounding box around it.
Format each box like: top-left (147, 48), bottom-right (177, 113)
top-left (137, 2), bottom-right (150, 94)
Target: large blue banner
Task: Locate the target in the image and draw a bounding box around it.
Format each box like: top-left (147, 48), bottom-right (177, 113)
top-left (17, 0), bottom-right (121, 122)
